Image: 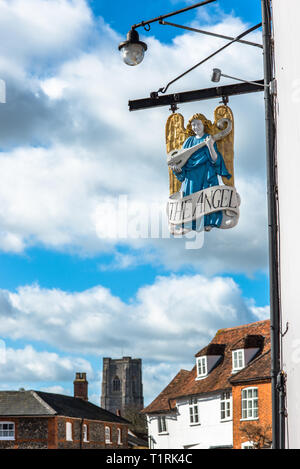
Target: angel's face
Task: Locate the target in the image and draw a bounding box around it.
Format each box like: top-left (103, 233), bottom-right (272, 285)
top-left (191, 119), bottom-right (204, 137)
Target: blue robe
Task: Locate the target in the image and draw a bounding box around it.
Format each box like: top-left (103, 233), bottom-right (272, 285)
top-left (173, 134), bottom-right (231, 228)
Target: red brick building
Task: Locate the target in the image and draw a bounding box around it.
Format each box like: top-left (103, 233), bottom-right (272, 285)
top-left (0, 373), bottom-right (129, 449)
top-left (230, 349), bottom-right (272, 448)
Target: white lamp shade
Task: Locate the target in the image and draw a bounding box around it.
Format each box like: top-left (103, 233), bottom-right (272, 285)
top-left (120, 43), bottom-right (145, 66)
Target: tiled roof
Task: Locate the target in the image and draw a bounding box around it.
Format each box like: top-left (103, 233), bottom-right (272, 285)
top-left (0, 391), bottom-right (55, 416)
top-left (141, 369), bottom-right (190, 415)
top-left (0, 390), bottom-right (128, 424)
top-left (128, 430), bottom-right (148, 447)
top-left (143, 320), bottom-right (270, 414)
top-left (195, 343), bottom-right (226, 357)
top-left (229, 349), bottom-right (271, 384)
top-left (231, 334), bottom-right (265, 351)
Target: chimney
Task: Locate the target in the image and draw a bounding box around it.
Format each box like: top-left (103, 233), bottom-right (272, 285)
top-left (73, 372), bottom-right (88, 401)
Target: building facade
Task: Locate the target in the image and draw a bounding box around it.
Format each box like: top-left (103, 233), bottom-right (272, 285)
top-left (0, 373), bottom-right (129, 449)
top-left (101, 357), bottom-right (144, 414)
top-left (230, 350), bottom-right (272, 449)
top-left (143, 320), bottom-right (271, 449)
top-left (272, 0), bottom-right (300, 448)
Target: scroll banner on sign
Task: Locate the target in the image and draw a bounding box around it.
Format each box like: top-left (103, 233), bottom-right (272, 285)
top-left (167, 185), bottom-right (240, 226)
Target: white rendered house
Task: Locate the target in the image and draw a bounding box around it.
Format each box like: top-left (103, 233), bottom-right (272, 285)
top-left (143, 320), bottom-right (270, 449)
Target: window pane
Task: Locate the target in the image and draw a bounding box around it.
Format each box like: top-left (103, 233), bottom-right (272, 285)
top-left (66, 422), bottom-right (72, 441)
top-left (105, 426), bottom-right (111, 442)
top-left (234, 354), bottom-right (238, 369)
top-left (220, 393), bottom-right (231, 420)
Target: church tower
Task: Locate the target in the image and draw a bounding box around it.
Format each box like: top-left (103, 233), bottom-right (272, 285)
top-left (101, 357), bottom-right (144, 415)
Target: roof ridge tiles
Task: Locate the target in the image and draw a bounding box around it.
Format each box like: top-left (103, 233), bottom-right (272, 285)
top-left (30, 390), bottom-right (56, 415)
top-left (215, 319), bottom-right (270, 336)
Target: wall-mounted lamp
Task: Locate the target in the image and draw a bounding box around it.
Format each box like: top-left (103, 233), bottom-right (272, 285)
top-left (211, 68), bottom-right (276, 95)
top-left (211, 68), bottom-right (265, 87)
top-left (118, 29), bottom-right (147, 66)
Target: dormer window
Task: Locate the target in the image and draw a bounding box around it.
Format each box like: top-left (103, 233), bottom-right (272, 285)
top-left (196, 356), bottom-right (207, 378)
top-left (231, 335), bottom-right (263, 373)
top-left (195, 346), bottom-right (224, 380)
top-left (232, 349), bottom-right (245, 372)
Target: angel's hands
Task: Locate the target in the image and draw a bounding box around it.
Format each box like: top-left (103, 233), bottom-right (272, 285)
top-left (205, 135), bottom-right (218, 162)
top-left (171, 165), bottom-right (182, 174)
top-left (205, 135), bottom-right (215, 148)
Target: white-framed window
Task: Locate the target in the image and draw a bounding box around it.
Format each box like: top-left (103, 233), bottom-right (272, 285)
top-left (117, 427), bottom-right (122, 445)
top-left (196, 356), bottom-right (207, 378)
top-left (189, 398), bottom-right (199, 425)
top-left (220, 392), bottom-right (232, 421)
top-left (83, 423), bottom-right (88, 442)
top-left (66, 421), bottom-right (73, 441)
top-left (0, 422), bottom-right (15, 440)
top-left (241, 387), bottom-right (258, 420)
top-left (157, 416), bottom-right (167, 434)
top-left (232, 349), bottom-right (245, 372)
top-left (105, 425), bottom-right (111, 443)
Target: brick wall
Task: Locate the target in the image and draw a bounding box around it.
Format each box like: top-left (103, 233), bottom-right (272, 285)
top-left (0, 416), bottom-right (128, 449)
top-left (0, 417), bottom-right (49, 449)
top-left (57, 417), bottom-right (128, 449)
top-left (232, 381), bottom-right (272, 449)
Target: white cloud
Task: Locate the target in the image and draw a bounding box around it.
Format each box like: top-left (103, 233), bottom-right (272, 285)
top-left (0, 344), bottom-right (93, 382)
top-left (0, 0), bottom-right (271, 409)
top-left (40, 385), bottom-right (68, 395)
top-left (0, 0), bottom-right (93, 66)
top-left (0, 1), bottom-right (268, 275)
top-left (142, 362), bottom-right (191, 406)
top-left (0, 275), bottom-right (267, 362)
top-left (0, 273), bottom-right (269, 404)
top-left (248, 303), bottom-right (270, 321)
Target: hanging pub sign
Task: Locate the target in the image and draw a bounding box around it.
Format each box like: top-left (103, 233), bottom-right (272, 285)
top-left (166, 105), bottom-right (240, 235)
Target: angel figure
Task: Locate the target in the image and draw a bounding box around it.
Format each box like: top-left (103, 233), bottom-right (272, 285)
top-left (166, 107), bottom-right (237, 232)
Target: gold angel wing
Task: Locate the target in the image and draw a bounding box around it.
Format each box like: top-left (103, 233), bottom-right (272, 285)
top-left (212, 105), bottom-right (234, 187)
top-left (165, 113), bottom-right (187, 195)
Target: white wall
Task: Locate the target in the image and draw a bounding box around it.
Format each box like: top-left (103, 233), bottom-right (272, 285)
top-left (272, 0), bottom-right (300, 449)
top-left (147, 392), bottom-right (232, 449)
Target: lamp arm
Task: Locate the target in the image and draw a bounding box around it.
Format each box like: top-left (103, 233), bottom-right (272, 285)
top-left (160, 20), bottom-right (263, 49)
top-left (131, 0), bottom-right (216, 31)
top-left (221, 73), bottom-right (266, 87)
top-left (155, 22), bottom-right (262, 95)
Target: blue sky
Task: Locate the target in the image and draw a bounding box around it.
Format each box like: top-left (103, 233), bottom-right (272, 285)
top-left (88, 0), bottom-right (262, 39)
top-left (0, 0), bottom-right (269, 406)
